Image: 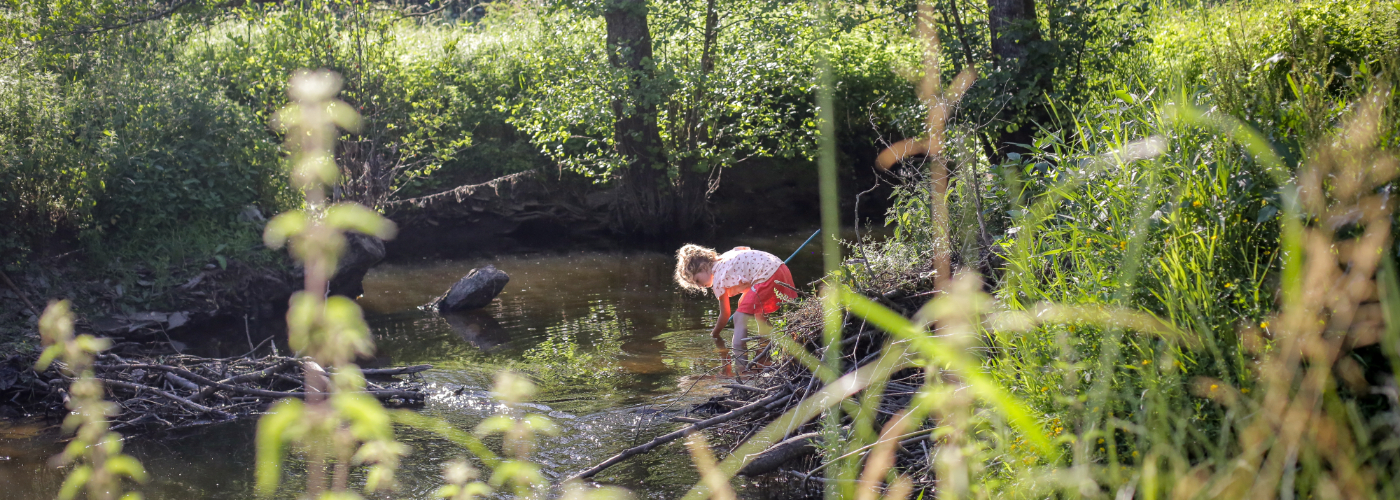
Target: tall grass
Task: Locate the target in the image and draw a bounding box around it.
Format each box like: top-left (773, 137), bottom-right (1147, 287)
top-left (680, 0), bottom-right (1400, 498)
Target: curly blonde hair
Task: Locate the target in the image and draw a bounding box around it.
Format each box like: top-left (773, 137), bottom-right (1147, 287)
top-left (674, 244), bottom-right (719, 293)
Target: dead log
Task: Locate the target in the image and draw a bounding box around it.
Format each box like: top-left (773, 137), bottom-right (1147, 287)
top-left (737, 432), bottom-right (819, 477)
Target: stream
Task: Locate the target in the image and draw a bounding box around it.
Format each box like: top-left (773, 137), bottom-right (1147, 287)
top-left (0, 232), bottom-right (830, 499)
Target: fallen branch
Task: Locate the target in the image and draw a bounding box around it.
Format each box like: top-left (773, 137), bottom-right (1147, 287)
top-left (98, 378), bottom-right (224, 416)
top-left (0, 269), bottom-right (40, 319)
top-left (572, 389), bottom-right (789, 480)
top-left (360, 364), bottom-right (432, 376)
top-left (96, 361), bottom-right (421, 400)
top-left (737, 432), bottom-right (819, 477)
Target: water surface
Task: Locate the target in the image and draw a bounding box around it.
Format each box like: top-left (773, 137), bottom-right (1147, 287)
top-left (0, 234), bottom-right (829, 498)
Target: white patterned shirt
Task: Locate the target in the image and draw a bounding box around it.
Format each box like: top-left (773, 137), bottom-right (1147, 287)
top-left (711, 249), bottom-right (783, 298)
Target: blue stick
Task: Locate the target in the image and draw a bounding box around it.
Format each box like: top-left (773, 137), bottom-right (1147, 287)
top-left (784, 229), bottom-right (823, 264)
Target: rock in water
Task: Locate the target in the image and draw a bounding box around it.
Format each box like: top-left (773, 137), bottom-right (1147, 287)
top-left (434, 265), bottom-right (510, 312)
top-left (329, 233), bottom-right (386, 298)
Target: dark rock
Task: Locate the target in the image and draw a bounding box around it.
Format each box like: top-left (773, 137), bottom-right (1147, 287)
top-left (329, 233), bottom-right (386, 298)
top-left (433, 266), bottom-right (510, 312)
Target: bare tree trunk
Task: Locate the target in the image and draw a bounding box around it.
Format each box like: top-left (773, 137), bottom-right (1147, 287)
top-left (604, 0), bottom-right (671, 236)
top-left (988, 0), bottom-right (1037, 64)
top-left (986, 0), bottom-right (1045, 156)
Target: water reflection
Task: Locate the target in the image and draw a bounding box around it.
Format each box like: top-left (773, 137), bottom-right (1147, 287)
top-left (441, 311), bottom-right (510, 351)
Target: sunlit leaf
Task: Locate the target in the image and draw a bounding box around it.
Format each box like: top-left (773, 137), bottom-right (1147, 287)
top-left (255, 398), bottom-right (306, 497)
top-left (325, 203), bottom-right (396, 240)
top-left (263, 211), bottom-right (308, 249)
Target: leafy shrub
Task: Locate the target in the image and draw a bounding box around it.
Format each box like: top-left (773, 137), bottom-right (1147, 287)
top-left (0, 42), bottom-right (286, 268)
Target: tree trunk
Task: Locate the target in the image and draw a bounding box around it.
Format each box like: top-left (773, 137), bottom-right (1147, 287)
top-left (671, 0), bottom-right (721, 234)
top-left (604, 0), bottom-right (671, 236)
top-left (988, 0), bottom-right (1037, 65)
top-left (986, 0), bottom-right (1045, 156)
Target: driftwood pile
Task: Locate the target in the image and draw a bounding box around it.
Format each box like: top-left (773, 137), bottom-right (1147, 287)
top-left (573, 268), bottom-right (942, 493)
top-left (0, 343), bottom-right (429, 434)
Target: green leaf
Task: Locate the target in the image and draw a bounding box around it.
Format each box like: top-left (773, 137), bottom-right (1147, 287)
top-left (106, 455), bottom-right (149, 483)
top-left (256, 398), bottom-right (305, 497)
top-left (57, 465), bottom-right (92, 500)
top-left (35, 345), bottom-right (61, 371)
top-left (332, 392), bottom-right (391, 441)
top-left (285, 292), bottom-right (319, 353)
top-left (263, 211), bottom-right (308, 249)
top-left (488, 460), bottom-right (545, 488)
top-left (474, 415), bottom-right (515, 437)
top-left (524, 414), bottom-right (558, 436)
top-left (325, 203), bottom-right (397, 240)
top-left (435, 485), bottom-right (461, 498)
top-left (324, 295), bottom-right (374, 358)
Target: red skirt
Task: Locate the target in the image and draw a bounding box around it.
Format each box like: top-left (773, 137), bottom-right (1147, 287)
top-left (736, 264), bottom-right (796, 316)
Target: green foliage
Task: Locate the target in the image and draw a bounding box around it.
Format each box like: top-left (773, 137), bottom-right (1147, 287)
top-left (1138, 0), bottom-right (1400, 153)
top-left (504, 0), bottom-right (924, 180)
top-left (36, 300), bottom-right (148, 500)
top-left (253, 70), bottom-right (406, 499)
top-left (183, 1), bottom-right (513, 204)
top-left (932, 0), bottom-right (1154, 142)
top-left (0, 46), bottom-right (285, 264)
top-left (826, 0), bottom-right (1400, 497)
top-left (517, 303), bottom-right (630, 389)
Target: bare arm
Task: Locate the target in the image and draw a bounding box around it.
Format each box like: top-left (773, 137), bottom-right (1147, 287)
top-left (711, 292), bottom-right (732, 340)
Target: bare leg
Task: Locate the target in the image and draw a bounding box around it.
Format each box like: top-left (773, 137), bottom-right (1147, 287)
top-left (752, 312), bottom-right (774, 366)
top-left (731, 312), bottom-right (753, 371)
top-left (713, 336), bottom-right (733, 377)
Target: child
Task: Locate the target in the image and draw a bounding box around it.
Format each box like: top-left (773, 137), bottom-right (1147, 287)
top-left (675, 244), bottom-right (797, 370)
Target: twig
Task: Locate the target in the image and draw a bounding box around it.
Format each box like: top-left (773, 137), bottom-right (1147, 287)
top-left (0, 269), bottom-right (40, 319)
top-left (98, 378), bottom-right (223, 415)
top-left (244, 315), bottom-right (255, 353)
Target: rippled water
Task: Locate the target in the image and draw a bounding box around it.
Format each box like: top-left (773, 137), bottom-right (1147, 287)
top-left (0, 234), bottom-right (830, 498)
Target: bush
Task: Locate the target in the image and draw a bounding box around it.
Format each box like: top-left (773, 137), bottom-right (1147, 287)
top-left (0, 40), bottom-right (287, 268)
